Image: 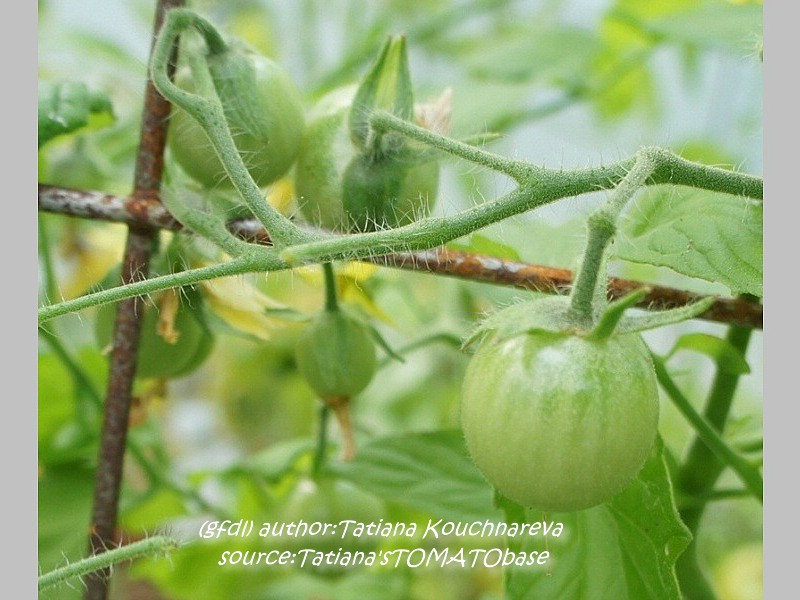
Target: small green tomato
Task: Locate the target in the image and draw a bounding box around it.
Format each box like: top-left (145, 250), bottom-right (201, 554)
top-left (294, 86), bottom-right (439, 232)
top-left (460, 310), bottom-right (659, 512)
top-left (168, 44), bottom-right (305, 189)
top-left (294, 309), bottom-right (377, 401)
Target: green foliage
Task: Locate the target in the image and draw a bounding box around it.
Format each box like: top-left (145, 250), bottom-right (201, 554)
top-left (38, 80), bottom-right (113, 148)
top-left (615, 188), bottom-right (763, 297)
top-left (504, 440), bottom-right (691, 600)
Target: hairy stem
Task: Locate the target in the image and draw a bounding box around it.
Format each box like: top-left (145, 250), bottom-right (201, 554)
top-left (370, 111), bottom-right (534, 182)
top-left (40, 536), bottom-right (178, 591)
top-left (569, 151), bottom-right (656, 322)
top-left (39, 254), bottom-right (276, 324)
top-left (39, 141), bottom-right (762, 323)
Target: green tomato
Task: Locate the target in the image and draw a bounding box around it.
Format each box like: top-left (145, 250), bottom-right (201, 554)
top-left (295, 86), bottom-right (439, 232)
top-left (294, 310), bottom-right (377, 401)
top-left (95, 286), bottom-right (214, 380)
top-left (460, 320), bottom-right (659, 512)
top-left (168, 47), bottom-right (305, 189)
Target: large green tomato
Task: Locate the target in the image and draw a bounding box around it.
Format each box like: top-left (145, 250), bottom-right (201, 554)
top-left (294, 86), bottom-right (439, 232)
top-left (168, 48), bottom-right (305, 189)
top-left (460, 325), bottom-right (659, 512)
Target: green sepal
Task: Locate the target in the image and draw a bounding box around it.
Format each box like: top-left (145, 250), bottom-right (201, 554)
top-left (616, 296), bottom-right (716, 335)
top-left (349, 35), bottom-right (414, 155)
top-left (206, 42), bottom-right (272, 140)
top-left (462, 296), bottom-right (578, 350)
top-left (588, 288), bottom-right (649, 340)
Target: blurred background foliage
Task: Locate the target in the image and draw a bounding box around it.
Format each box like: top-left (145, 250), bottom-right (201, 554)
top-left (38, 1), bottom-right (762, 598)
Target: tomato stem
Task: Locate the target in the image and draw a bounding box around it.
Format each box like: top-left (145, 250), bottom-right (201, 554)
top-left (569, 150), bottom-right (656, 323)
top-left (312, 405), bottom-right (330, 476)
top-left (322, 262), bottom-right (339, 312)
top-left (39, 536), bottom-right (178, 592)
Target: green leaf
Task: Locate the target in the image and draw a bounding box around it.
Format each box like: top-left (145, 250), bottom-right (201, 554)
top-left (505, 439), bottom-right (691, 600)
top-left (614, 188), bottom-right (762, 297)
top-left (666, 332), bottom-right (751, 375)
top-left (38, 80), bottom-right (114, 148)
top-left (330, 430), bottom-right (499, 522)
top-left (448, 233), bottom-right (521, 261)
top-left (350, 35), bottom-right (414, 150)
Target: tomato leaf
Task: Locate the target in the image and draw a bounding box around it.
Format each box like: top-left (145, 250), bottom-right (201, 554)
top-left (614, 187), bottom-right (763, 297)
top-left (666, 332), bottom-right (751, 375)
top-left (504, 439), bottom-right (691, 600)
top-left (329, 429), bottom-right (500, 522)
top-left (38, 80), bottom-right (114, 148)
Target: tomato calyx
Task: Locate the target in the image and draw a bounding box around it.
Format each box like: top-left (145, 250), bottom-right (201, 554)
top-left (464, 289), bottom-right (716, 351)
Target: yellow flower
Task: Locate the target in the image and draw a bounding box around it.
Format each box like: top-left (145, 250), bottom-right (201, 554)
top-left (201, 272), bottom-right (295, 341)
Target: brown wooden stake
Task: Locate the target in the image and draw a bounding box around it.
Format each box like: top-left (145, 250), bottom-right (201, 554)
top-left (84, 1), bottom-right (184, 598)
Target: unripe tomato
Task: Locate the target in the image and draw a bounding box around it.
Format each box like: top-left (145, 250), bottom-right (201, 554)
top-left (294, 86), bottom-right (439, 232)
top-left (294, 309), bottom-right (377, 401)
top-left (95, 286), bottom-right (214, 380)
top-left (460, 319), bottom-right (659, 512)
top-left (168, 45), bottom-right (305, 189)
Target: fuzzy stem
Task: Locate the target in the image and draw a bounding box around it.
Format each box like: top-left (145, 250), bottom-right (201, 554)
top-left (38, 252), bottom-right (278, 324)
top-left (371, 110), bottom-right (534, 182)
top-left (149, 8), bottom-right (310, 247)
top-left (40, 145), bottom-right (763, 323)
top-left (39, 536), bottom-right (178, 591)
top-left (569, 151), bottom-right (657, 323)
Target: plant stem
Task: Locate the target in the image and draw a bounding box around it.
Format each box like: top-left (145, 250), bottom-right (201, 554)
top-left (569, 151), bottom-right (656, 323)
top-left (38, 254), bottom-right (273, 324)
top-left (322, 262), bottom-right (339, 312)
top-left (371, 111), bottom-right (534, 182)
top-left (312, 405), bottom-right (330, 476)
top-left (652, 354), bottom-right (762, 502)
top-left (39, 143), bottom-right (763, 323)
top-left (39, 536), bottom-right (178, 591)
top-left (673, 324), bottom-right (754, 600)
